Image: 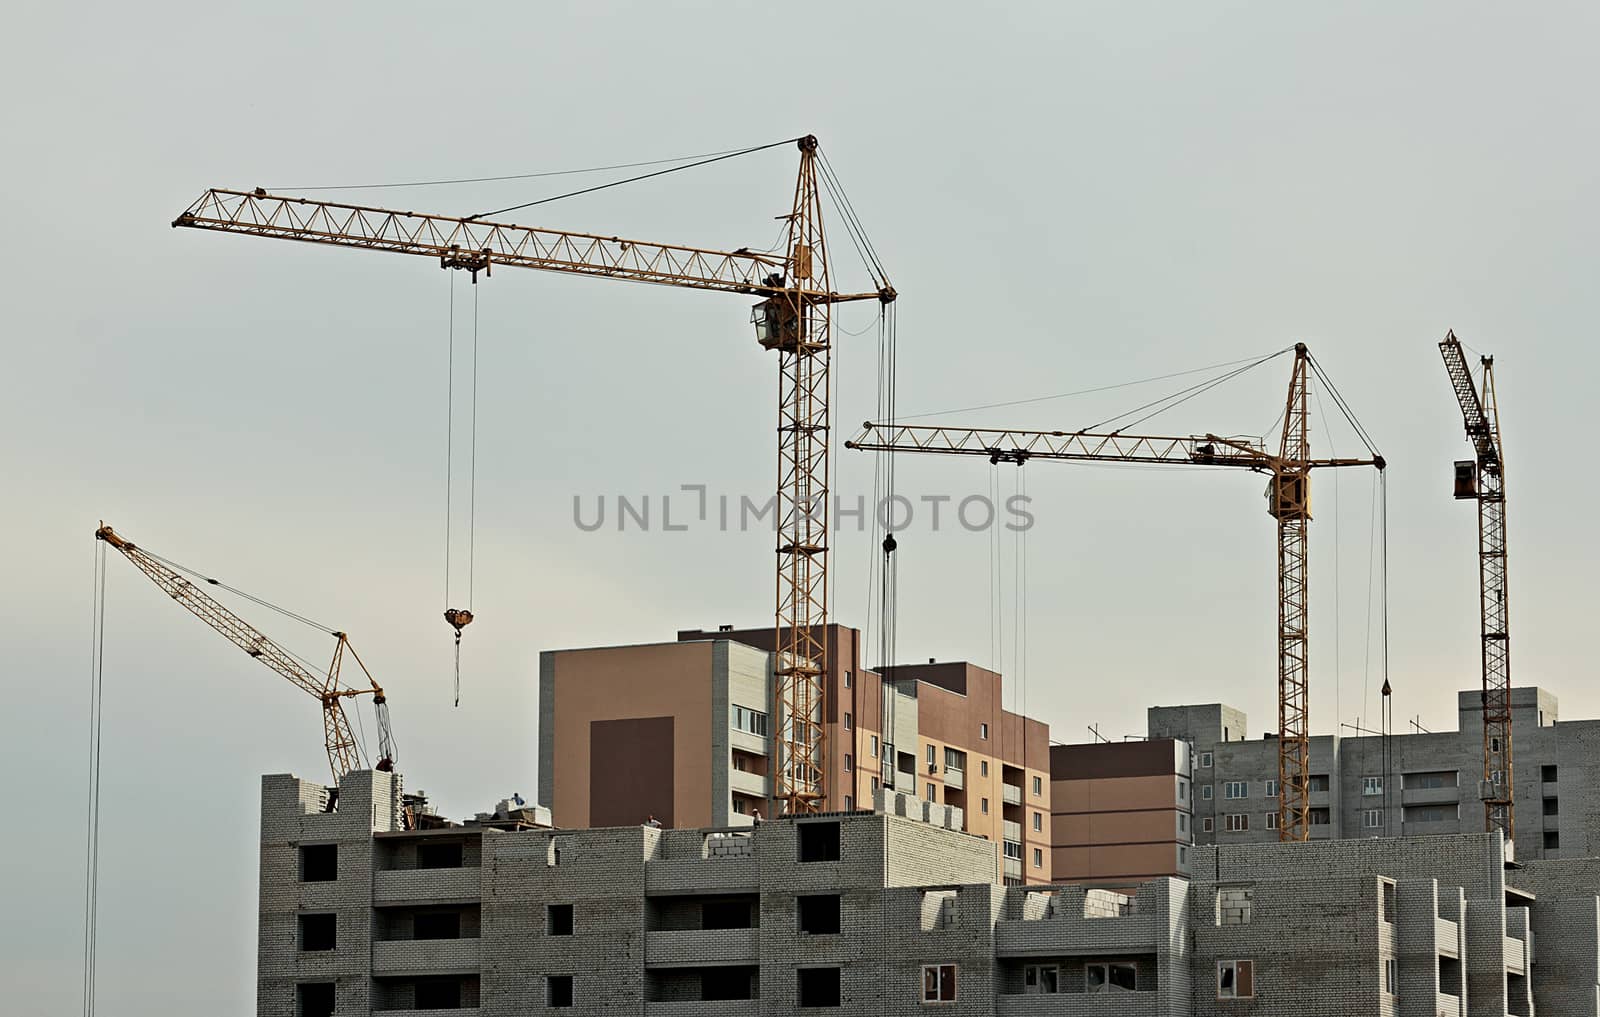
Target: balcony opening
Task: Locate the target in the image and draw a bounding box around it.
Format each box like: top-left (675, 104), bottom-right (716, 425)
top-left (298, 844), bottom-right (337, 883)
top-left (702, 899), bottom-right (754, 930)
top-left (702, 967), bottom-right (757, 1001)
top-left (547, 974), bottom-right (574, 1008)
top-left (416, 976), bottom-right (463, 1010)
top-left (1544, 830), bottom-right (1560, 850)
top-left (1438, 955), bottom-right (1462, 997)
top-left (1542, 765), bottom-right (1558, 783)
top-left (298, 913), bottom-right (336, 952)
top-left (797, 966), bottom-right (841, 1008)
top-left (414, 909), bottom-right (461, 940)
top-left (417, 841), bottom-right (464, 869)
top-left (296, 982), bottom-right (334, 1017)
top-left (548, 903), bottom-right (574, 936)
top-left (798, 894), bottom-right (841, 935)
top-left (797, 821), bottom-right (841, 863)
top-left (1544, 797), bottom-right (1559, 817)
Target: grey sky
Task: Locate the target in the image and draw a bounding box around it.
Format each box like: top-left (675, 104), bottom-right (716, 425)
top-left (4, 2), bottom-right (1597, 1012)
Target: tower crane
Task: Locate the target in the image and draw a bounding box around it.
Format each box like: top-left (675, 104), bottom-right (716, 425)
top-left (845, 344), bottom-right (1384, 841)
top-left (1438, 330), bottom-right (1514, 846)
top-left (95, 524), bottom-right (395, 788)
top-left (170, 136), bottom-right (894, 813)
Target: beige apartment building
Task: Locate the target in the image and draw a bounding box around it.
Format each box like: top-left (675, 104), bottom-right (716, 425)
top-left (538, 623), bottom-right (1053, 884)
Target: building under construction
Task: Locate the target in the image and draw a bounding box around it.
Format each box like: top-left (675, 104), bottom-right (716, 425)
top-left (260, 766), bottom-right (1600, 1016)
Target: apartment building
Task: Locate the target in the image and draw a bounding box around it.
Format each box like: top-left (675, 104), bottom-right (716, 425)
top-left (260, 768), bottom-right (1598, 1016)
top-left (1049, 739), bottom-right (1193, 887)
top-left (1147, 686), bottom-right (1589, 863)
top-left (538, 623), bottom-right (1051, 884)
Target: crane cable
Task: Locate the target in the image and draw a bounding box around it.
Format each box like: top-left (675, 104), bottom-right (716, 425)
top-left (82, 539), bottom-right (107, 1017)
top-left (442, 274), bottom-right (481, 706)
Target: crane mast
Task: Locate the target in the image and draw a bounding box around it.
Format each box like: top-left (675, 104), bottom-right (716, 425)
top-left (847, 344), bottom-right (1383, 842)
top-left (1439, 331), bottom-right (1513, 846)
top-left (172, 137), bottom-right (892, 812)
top-left (95, 524), bottom-right (394, 786)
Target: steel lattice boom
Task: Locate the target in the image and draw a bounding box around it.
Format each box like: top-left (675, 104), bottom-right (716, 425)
top-left (1439, 331), bottom-right (1513, 846)
top-left (173, 137), bottom-right (894, 813)
top-left (848, 345), bottom-right (1384, 842)
top-left (95, 524), bottom-right (394, 786)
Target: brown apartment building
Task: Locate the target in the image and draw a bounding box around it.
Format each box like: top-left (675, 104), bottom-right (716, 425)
top-left (1049, 738), bottom-right (1193, 888)
top-left (538, 623), bottom-right (1053, 884)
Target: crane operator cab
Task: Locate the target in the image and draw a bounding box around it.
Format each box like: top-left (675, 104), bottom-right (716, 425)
top-left (1454, 460), bottom-right (1479, 499)
top-left (753, 274), bottom-right (805, 353)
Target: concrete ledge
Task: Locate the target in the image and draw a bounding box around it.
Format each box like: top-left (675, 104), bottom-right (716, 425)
top-left (371, 937), bottom-right (480, 975)
top-left (374, 868), bottom-right (481, 903)
top-left (645, 928), bottom-right (759, 968)
top-left (645, 857), bottom-right (759, 896)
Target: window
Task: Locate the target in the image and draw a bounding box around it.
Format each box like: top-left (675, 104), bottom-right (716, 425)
top-left (980, 798), bottom-right (989, 814)
top-left (548, 903), bottom-right (574, 935)
top-left (1225, 781), bottom-right (1248, 800)
top-left (1308, 774), bottom-right (1330, 792)
top-left (922, 964), bottom-right (957, 1003)
top-left (298, 913), bottom-right (336, 952)
top-left (1179, 813), bottom-right (1189, 832)
top-left (1003, 841), bottom-right (1022, 860)
top-left (1490, 769), bottom-right (1504, 787)
top-left (1542, 765), bottom-right (1558, 783)
top-left (1405, 770), bottom-right (1456, 790)
top-left (944, 747), bottom-right (966, 773)
top-left (844, 670), bottom-right (852, 688)
top-left (1032, 848), bottom-right (1043, 868)
top-left (844, 795), bottom-right (854, 811)
top-left (418, 841), bottom-right (463, 869)
top-left (844, 754), bottom-right (853, 772)
top-left (980, 723), bottom-right (989, 740)
top-left (798, 967), bottom-right (841, 1008)
top-left (1032, 776), bottom-right (1042, 796)
top-left (1264, 779), bottom-right (1277, 798)
top-left (1545, 830), bottom-right (1560, 850)
top-left (1178, 781), bottom-right (1187, 801)
top-left (1404, 804), bottom-right (1458, 823)
top-left (797, 894), bottom-right (841, 935)
top-left (547, 974), bottom-right (574, 1008)
top-left (1363, 809), bottom-right (1383, 829)
top-left (732, 705), bottom-right (768, 736)
top-left (416, 979), bottom-right (461, 1009)
top-left (1200, 752), bottom-right (1213, 768)
top-left (1544, 797), bottom-right (1559, 817)
top-left (1491, 736), bottom-right (1501, 754)
top-left (1310, 808), bottom-right (1331, 826)
top-left (1384, 957), bottom-right (1398, 995)
top-left (1086, 962), bottom-right (1137, 993)
top-left (298, 844), bottom-right (337, 882)
top-left (980, 760), bottom-right (989, 777)
top-left (1032, 812), bottom-right (1042, 833)
top-left (926, 783), bottom-right (937, 802)
top-left (798, 821), bottom-right (841, 862)
top-left (1363, 776), bottom-right (1383, 796)
top-left (1224, 814), bottom-right (1248, 832)
top-left (1264, 812), bottom-right (1278, 831)
top-left (1179, 845), bottom-right (1188, 865)
top-left (927, 744), bottom-right (936, 766)
top-left (296, 982), bottom-right (335, 1017)
top-left (1201, 785), bottom-right (1213, 801)
top-left (1202, 817), bottom-right (1213, 832)
top-left (1381, 881), bottom-right (1396, 923)
top-left (1022, 964), bottom-right (1058, 994)
top-left (1217, 960), bottom-right (1254, 999)
top-left (843, 712), bottom-right (852, 730)
top-left (871, 777), bottom-right (880, 793)
top-left (702, 900), bottom-right (752, 929)
top-left (871, 736), bottom-right (879, 758)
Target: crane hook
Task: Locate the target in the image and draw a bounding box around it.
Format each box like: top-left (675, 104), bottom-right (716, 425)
top-left (444, 608), bottom-right (473, 708)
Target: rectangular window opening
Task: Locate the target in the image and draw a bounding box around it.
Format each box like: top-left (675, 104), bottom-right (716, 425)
top-left (797, 893), bottom-right (842, 935)
top-left (417, 841), bottom-right (464, 869)
top-left (1087, 961), bottom-right (1137, 993)
top-left (547, 903), bottom-right (574, 936)
top-left (298, 844), bottom-right (337, 883)
top-left (1023, 964), bottom-right (1058, 994)
top-left (922, 964), bottom-right (957, 1003)
top-left (798, 967), bottom-right (842, 1008)
top-left (1217, 959), bottom-right (1254, 999)
top-left (797, 821), bottom-right (841, 863)
top-left (297, 913), bottom-right (336, 952)
top-left (296, 982), bottom-right (335, 1017)
top-left (547, 974), bottom-right (574, 1008)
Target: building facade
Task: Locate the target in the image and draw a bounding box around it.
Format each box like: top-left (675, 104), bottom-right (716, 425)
top-left (539, 624), bottom-right (1051, 884)
top-left (260, 769), bottom-right (1598, 1016)
top-left (1049, 739), bottom-right (1193, 887)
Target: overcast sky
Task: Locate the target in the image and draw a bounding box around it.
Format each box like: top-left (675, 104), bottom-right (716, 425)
top-left (4, 3), bottom-right (1597, 1013)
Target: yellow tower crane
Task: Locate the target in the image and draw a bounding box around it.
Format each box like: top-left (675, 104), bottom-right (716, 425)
top-left (95, 524), bottom-right (395, 787)
top-left (169, 136), bottom-right (894, 813)
top-left (1439, 330), bottom-right (1514, 847)
top-left (846, 344), bottom-right (1384, 842)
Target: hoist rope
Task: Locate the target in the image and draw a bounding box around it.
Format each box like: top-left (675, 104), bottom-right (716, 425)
top-left (444, 272), bottom-right (457, 608)
top-left (82, 540), bottom-right (107, 1017)
top-left (469, 284), bottom-right (480, 609)
top-left (471, 137), bottom-right (803, 221)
